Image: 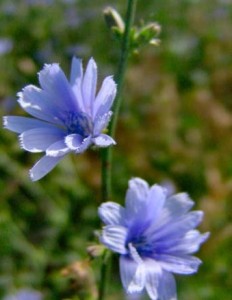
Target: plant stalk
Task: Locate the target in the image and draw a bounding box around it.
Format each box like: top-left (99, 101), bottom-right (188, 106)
top-left (99, 1), bottom-right (137, 300)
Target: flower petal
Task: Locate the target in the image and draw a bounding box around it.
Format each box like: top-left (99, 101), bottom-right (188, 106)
top-left (157, 270), bottom-right (177, 300)
top-left (165, 230), bottom-right (210, 255)
top-left (93, 111), bottom-right (112, 136)
top-left (38, 63), bottom-right (79, 111)
top-left (17, 85), bottom-right (63, 125)
top-left (125, 178), bottom-right (149, 216)
top-left (20, 127), bottom-right (65, 152)
top-left (151, 211), bottom-right (204, 242)
top-left (94, 76), bottom-right (116, 118)
top-left (144, 259), bottom-right (162, 300)
top-left (98, 202), bottom-right (125, 226)
top-left (46, 140), bottom-right (70, 157)
top-left (65, 134), bottom-right (92, 153)
top-left (82, 58), bottom-right (97, 116)
top-left (92, 134), bottom-right (116, 147)
top-left (100, 225), bottom-right (128, 254)
top-left (120, 256), bottom-right (145, 294)
top-left (157, 254), bottom-right (202, 275)
top-left (30, 155), bottom-right (65, 181)
top-left (159, 193), bottom-right (194, 226)
top-left (70, 57), bottom-right (83, 85)
top-left (70, 58), bottom-right (84, 111)
top-left (146, 184), bottom-right (166, 222)
top-left (3, 116), bottom-right (54, 133)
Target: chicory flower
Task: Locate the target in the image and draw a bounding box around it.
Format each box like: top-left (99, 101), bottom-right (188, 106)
top-left (3, 58), bottom-right (116, 180)
top-left (98, 178), bottom-right (209, 300)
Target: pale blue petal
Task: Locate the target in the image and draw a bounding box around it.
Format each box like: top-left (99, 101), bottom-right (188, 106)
top-left (70, 57), bottom-right (83, 85)
top-left (70, 58), bottom-right (84, 111)
top-left (92, 134), bottom-right (116, 147)
top-left (98, 202), bottom-right (125, 226)
top-left (165, 231), bottom-right (210, 255)
top-left (157, 271), bottom-right (177, 300)
top-left (17, 85), bottom-right (63, 125)
top-left (120, 256), bottom-right (145, 294)
top-left (158, 193), bottom-right (194, 227)
top-left (38, 63), bottom-right (79, 111)
top-left (125, 178), bottom-right (149, 217)
top-left (65, 134), bottom-right (92, 153)
top-left (30, 155), bottom-right (65, 181)
top-left (144, 259), bottom-right (162, 300)
top-left (100, 225), bottom-right (128, 254)
top-left (20, 127), bottom-right (65, 152)
top-left (145, 184), bottom-right (166, 222)
top-left (46, 140), bottom-right (70, 157)
top-left (151, 211), bottom-right (204, 242)
top-left (157, 254), bottom-right (202, 274)
top-left (93, 111), bottom-right (112, 136)
top-left (82, 58), bottom-right (97, 116)
top-left (3, 116), bottom-right (54, 133)
top-left (128, 243), bottom-right (143, 265)
top-left (93, 76), bottom-right (116, 118)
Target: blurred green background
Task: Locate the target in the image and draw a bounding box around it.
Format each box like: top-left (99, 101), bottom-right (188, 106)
top-left (0, 0), bottom-right (231, 299)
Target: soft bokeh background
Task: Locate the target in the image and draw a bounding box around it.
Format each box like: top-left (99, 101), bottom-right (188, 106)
top-left (0, 0), bottom-right (231, 299)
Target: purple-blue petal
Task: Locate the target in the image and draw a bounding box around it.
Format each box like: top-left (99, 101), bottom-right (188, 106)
top-left (82, 58), bottom-right (97, 116)
top-left (92, 134), bottom-right (116, 147)
top-left (70, 58), bottom-right (85, 111)
top-left (100, 225), bottom-right (128, 254)
top-left (3, 116), bottom-right (54, 133)
top-left (151, 211), bottom-right (204, 242)
top-left (156, 254), bottom-right (202, 275)
top-left (157, 193), bottom-right (194, 228)
top-left (157, 270), bottom-right (177, 300)
top-left (46, 140), bottom-right (70, 157)
top-left (164, 230), bottom-right (210, 255)
top-left (125, 178), bottom-right (149, 217)
top-left (94, 76), bottom-right (116, 119)
top-left (65, 134), bottom-right (92, 153)
top-left (144, 258), bottom-right (162, 300)
top-left (38, 63), bottom-right (79, 112)
top-left (20, 127), bottom-right (65, 152)
top-left (120, 256), bottom-right (145, 294)
top-left (98, 202), bottom-right (125, 226)
top-left (30, 155), bottom-right (65, 181)
top-left (17, 85), bottom-right (64, 125)
top-left (93, 111), bottom-right (112, 136)
top-left (70, 57), bottom-right (83, 85)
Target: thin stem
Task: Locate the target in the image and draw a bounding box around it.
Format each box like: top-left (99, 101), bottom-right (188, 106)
top-left (101, 0), bottom-right (137, 202)
top-left (99, 1), bottom-right (137, 300)
top-left (98, 250), bottom-right (111, 300)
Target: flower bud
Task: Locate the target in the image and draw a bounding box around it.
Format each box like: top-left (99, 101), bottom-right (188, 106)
top-left (87, 244), bottom-right (105, 258)
top-left (103, 6), bottom-right (125, 33)
top-left (135, 22), bottom-right (161, 48)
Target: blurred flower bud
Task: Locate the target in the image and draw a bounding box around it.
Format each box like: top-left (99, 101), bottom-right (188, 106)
top-left (104, 6), bottom-right (125, 40)
top-left (134, 22), bottom-right (161, 49)
top-left (87, 244), bottom-right (106, 258)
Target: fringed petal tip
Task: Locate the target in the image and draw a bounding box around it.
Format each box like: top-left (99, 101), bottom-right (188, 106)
top-left (18, 134), bottom-right (25, 149)
top-left (93, 134), bottom-right (116, 148)
top-left (29, 169), bottom-right (36, 182)
top-left (2, 116), bottom-right (8, 128)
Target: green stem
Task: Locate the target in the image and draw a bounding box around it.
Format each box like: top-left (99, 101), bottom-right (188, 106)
top-left (99, 1), bottom-right (137, 300)
top-left (101, 0), bottom-right (137, 202)
top-left (98, 250), bottom-right (111, 300)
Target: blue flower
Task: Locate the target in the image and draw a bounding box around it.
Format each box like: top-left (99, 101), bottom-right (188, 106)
top-left (98, 178), bottom-right (209, 300)
top-left (4, 289), bottom-right (42, 300)
top-left (3, 58), bottom-right (116, 181)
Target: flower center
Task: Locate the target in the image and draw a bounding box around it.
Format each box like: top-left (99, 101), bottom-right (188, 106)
top-left (65, 111), bottom-right (93, 137)
top-left (129, 235), bottom-right (153, 257)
